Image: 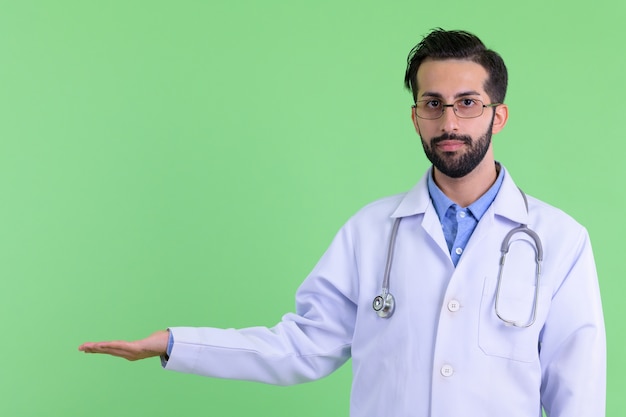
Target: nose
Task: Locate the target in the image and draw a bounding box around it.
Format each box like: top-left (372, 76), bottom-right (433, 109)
top-left (440, 105), bottom-right (460, 132)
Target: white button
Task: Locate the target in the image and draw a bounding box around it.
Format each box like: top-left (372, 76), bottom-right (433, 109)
top-left (455, 247), bottom-right (463, 255)
top-left (441, 364), bottom-right (454, 377)
top-left (447, 300), bottom-right (460, 312)
top-left (459, 211), bottom-right (466, 218)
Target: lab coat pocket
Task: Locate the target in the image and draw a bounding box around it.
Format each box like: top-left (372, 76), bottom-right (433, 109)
top-left (478, 242), bottom-right (547, 363)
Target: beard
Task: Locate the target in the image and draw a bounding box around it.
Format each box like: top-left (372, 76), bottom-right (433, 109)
top-left (420, 121), bottom-right (494, 179)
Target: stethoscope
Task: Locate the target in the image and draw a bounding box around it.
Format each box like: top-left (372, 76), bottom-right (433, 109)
top-left (373, 188), bottom-right (543, 327)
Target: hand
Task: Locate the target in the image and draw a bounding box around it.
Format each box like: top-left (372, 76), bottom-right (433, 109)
top-left (78, 330), bottom-right (169, 361)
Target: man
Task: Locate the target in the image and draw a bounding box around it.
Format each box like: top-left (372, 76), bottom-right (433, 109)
top-left (79, 29), bottom-right (606, 416)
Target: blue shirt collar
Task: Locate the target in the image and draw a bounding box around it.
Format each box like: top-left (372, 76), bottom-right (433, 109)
top-left (426, 162), bottom-right (505, 222)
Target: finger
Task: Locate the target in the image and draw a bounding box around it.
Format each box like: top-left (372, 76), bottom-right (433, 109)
top-left (80, 341), bottom-right (133, 354)
top-left (78, 342), bottom-right (104, 352)
top-left (79, 341), bottom-right (159, 361)
top-left (80, 345), bottom-right (140, 360)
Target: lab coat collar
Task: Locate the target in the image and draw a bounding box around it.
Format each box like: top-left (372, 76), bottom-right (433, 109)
top-left (390, 165), bottom-right (530, 225)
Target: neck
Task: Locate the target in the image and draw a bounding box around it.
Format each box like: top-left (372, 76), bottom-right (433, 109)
top-left (432, 159), bottom-right (499, 207)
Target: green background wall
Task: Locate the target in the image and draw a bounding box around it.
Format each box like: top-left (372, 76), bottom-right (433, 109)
top-left (1, 1), bottom-right (623, 416)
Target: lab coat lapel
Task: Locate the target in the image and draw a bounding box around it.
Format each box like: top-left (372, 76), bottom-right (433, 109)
top-left (422, 205), bottom-right (451, 261)
top-left (491, 169), bottom-right (530, 226)
top-left (391, 169), bottom-right (451, 261)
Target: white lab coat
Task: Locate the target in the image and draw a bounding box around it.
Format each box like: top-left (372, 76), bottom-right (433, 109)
top-left (165, 167), bottom-right (606, 417)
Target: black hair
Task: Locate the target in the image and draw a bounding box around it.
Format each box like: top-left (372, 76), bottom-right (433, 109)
top-left (404, 28), bottom-right (508, 103)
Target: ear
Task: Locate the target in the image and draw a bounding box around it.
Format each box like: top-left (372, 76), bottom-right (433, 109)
top-left (411, 106), bottom-right (421, 135)
top-left (491, 103), bottom-right (509, 135)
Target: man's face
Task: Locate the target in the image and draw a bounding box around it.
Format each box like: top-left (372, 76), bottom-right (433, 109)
top-left (411, 59), bottom-right (505, 179)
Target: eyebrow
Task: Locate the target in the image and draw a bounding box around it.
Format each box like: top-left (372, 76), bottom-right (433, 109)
top-left (419, 90), bottom-right (482, 99)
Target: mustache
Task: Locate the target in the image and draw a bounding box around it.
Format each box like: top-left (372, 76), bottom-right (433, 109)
top-left (431, 133), bottom-right (472, 146)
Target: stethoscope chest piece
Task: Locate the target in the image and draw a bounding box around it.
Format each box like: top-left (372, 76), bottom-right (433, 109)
top-left (373, 292), bottom-right (395, 318)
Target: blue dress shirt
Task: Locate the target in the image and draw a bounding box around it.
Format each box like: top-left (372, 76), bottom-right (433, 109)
top-left (426, 164), bottom-right (504, 266)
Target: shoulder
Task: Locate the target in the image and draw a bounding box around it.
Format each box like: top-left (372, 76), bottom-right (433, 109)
top-left (348, 193), bottom-right (407, 225)
top-left (524, 194), bottom-right (592, 260)
top-left (526, 194), bottom-right (585, 232)
top-left (333, 193), bottom-right (408, 242)
top-left (498, 167), bottom-right (587, 236)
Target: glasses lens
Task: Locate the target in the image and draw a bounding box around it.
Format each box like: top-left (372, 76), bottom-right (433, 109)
top-left (454, 98), bottom-right (484, 118)
top-left (415, 100), bottom-right (442, 119)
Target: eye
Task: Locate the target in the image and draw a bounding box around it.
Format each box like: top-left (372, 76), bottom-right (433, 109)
top-left (425, 99), bottom-right (441, 109)
top-left (458, 98), bottom-right (477, 108)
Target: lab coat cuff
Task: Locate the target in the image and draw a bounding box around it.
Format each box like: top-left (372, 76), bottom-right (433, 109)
top-left (160, 328), bottom-right (175, 368)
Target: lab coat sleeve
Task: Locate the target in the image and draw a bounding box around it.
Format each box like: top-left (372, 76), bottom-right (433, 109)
top-left (539, 227), bottom-right (606, 416)
top-left (162, 223), bottom-right (358, 385)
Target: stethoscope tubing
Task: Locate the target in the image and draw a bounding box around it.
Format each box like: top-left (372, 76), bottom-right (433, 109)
top-left (495, 224), bottom-right (543, 327)
top-left (372, 217), bottom-right (402, 318)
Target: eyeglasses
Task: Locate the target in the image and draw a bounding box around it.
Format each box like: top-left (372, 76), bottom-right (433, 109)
top-left (413, 98), bottom-right (501, 120)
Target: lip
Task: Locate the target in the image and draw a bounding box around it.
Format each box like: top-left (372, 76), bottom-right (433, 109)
top-left (435, 140), bottom-right (466, 152)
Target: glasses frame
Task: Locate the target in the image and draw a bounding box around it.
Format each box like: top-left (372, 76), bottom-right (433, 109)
top-left (412, 98), bottom-right (501, 120)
